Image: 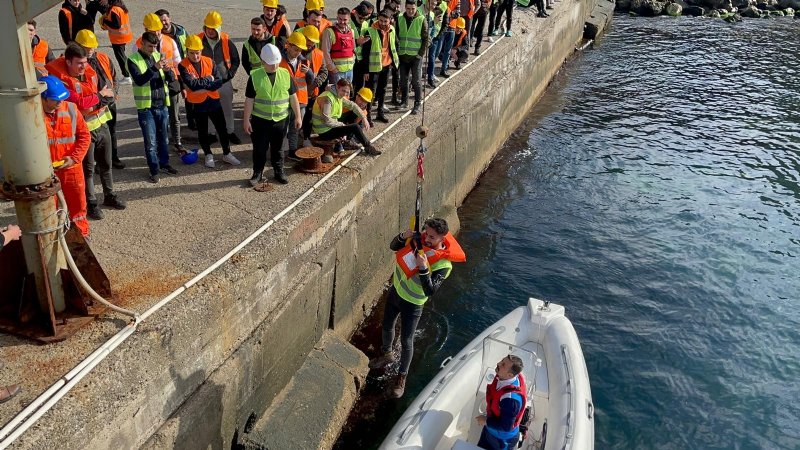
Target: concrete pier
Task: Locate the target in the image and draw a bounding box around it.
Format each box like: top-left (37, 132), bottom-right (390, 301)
top-left (0, 0), bottom-right (603, 447)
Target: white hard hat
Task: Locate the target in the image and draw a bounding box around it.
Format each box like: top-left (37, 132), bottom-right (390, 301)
top-left (260, 44), bottom-right (282, 65)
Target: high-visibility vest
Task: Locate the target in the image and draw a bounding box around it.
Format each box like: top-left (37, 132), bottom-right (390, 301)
top-left (243, 38), bottom-right (275, 73)
top-left (268, 17), bottom-right (290, 38)
top-left (327, 27), bottom-right (355, 73)
top-left (95, 52), bottom-right (114, 85)
top-left (392, 257), bottom-right (453, 305)
top-left (180, 56), bottom-right (221, 104)
top-left (45, 58), bottom-right (110, 131)
top-left (250, 67), bottom-right (291, 122)
top-left (103, 6), bottom-right (132, 44)
top-left (296, 19), bottom-right (331, 34)
top-left (279, 59), bottom-right (308, 106)
top-left (391, 231), bottom-right (465, 305)
top-left (166, 24), bottom-right (189, 58)
top-left (45, 101), bottom-right (79, 153)
top-left (199, 32), bottom-right (232, 70)
top-left (32, 38), bottom-right (49, 75)
top-left (311, 90), bottom-right (342, 135)
top-left (365, 26), bottom-right (398, 73)
top-left (128, 51), bottom-right (171, 110)
top-left (349, 15), bottom-right (370, 61)
top-left (136, 34), bottom-right (179, 77)
top-left (307, 48), bottom-right (324, 96)
top-left (429, 1), bottom-right (449, 37)
top-left (61, 8), bottom-right (74, 40)
top-left (397, 13), bottom-right (425, 56)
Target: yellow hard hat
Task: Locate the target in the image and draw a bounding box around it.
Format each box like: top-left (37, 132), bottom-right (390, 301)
top-left (204, 11), bottom-right (223, 29)
top-left (262, 0), bottom-right (279, 8)
top-left (287, 31), bottom-right (308, 50)
top-left (302, 25), bottom-right (320, 43)
top-left (305, 0), bottom-right (324, 11)
top-left (357, 87), bottom-right (373, 103)
top-left (75, 29), bottom-right (99, 48)
top-left (185, 35), bottom-right (204, 51)
top-left (143, 13), bottom-right (163, 32)
top-left (456, 17), bottom-right (466, 29)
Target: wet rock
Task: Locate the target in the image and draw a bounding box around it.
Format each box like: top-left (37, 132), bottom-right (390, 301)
top-left (683, 5), bottom-right (707, 13)
top-left (640, 0), bottom-right (668, 15)
top-left (732, 0), bottom-right (754, 8)
top-left (665, 2), bottom-right (684, 14)
top-left (785, 7), bottom-right (795, 14)
top-left (777, 0), bottom-right (799, 8)
top-left (740, 4), bottom-right (763, 14)
top-left (616, 0), bottom-right (632, 9)
top-left (761, 8), bottom-right (772, 14)
top-left (724, 10), bottom-right (744, 18)
top-left (708, 8), bottom-right (722, 15)
top-left (772, 7), bottom-right (785, 13)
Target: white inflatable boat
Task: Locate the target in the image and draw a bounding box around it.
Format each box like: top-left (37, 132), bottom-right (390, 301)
top-left (380, 298), bottom-right (594, 450)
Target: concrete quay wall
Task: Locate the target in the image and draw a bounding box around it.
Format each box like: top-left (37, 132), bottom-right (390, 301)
top-left (11, 0), bottom-right (598, 448)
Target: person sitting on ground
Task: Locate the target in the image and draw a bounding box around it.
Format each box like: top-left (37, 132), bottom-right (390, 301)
top-left (475, 355), bottom-right (527, 450)
top-left (341, 87), bottom-right (372, 126)
top-left (179, 35), bottom-right (240, 169)
top-left (311, 78), bottom-right (382, 156)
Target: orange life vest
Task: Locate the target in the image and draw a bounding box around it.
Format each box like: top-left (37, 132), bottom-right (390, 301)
top-left (394, 232), bottom-right (466, 278)
top-left (180, 56), bottom-right (221, 104)
top-left (44, 101), bottom-right (90, 236)
top-left (136, 34), bottom-right (179, 76)
top-left (279, 58), bottom-right (309, 105)
top-left (198, 31), bottom-right (232, 70)
top-left (32, 38), bottom-right (49, 75)
top-left (103, 6), bottom-right (133, 45)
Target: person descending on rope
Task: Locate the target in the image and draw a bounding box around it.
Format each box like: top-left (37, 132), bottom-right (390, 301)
top-left (369, 217), bottom-right (466, 398)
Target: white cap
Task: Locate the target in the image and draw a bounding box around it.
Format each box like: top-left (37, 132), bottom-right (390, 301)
top-left (260, 44), bottom-right (282, 65)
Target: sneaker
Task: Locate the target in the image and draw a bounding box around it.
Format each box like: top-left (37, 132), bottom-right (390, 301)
top-left (287, 151), bottom-right (301, 162)
top-left (505, 30), bottom-right (514, 37)
top-left (204, 154), bottom-right (215, 168)
top-left (343, 140), bottom-right (363, 151)
top-left (118, 77), bottom-right (132, 85)
top-left (228, 133), bottom-right (242, 145)
top-left (222, 153), bottom-right (241, 165)
top-left (368, 352), bottom-right (396, 369)
top-left (148, 173), bottom-right (160, 183)
top-left (488, 36), bottom-right (495, 43)
top-left (390, 374), bottom-right (407, 398)
top-left (439, 70), bottom-right (450, 78)
top-left (376, 113), bottom-right (390, 124)
top-left (399, 100), bottom-right (409, 110)
top-left (248, 173), bottom-right (263, 187)
top-left (333, 142), bottom-right (344, 154)
top-left (102, 195), bottom-right (126, 210)
top-left (410, 103), bottom-right (420, 115)
top-left (474, 48), bottom-right (481, 56)
top-left (274, 169), bottom-right (288, 184)
top-left (87, 204), bottom-right (104, 220)
top-left (491, 29), bottom-right (502, 36)
top-left (112, 158), bottom-right (126, 169)
top-left (160, 165), bottom-right (178, 175)
top-left (364, 144), bottom-right (382, 156)
top-left (426, 79), bottom-right (437, 89)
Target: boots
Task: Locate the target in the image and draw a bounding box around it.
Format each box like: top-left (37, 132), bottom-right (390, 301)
top-left (411, 102), bottom-right (421, 115)
top-left (376, 103), bottom-right (390, 123)
top-left (87, 203), bottom-right (104, 220)
top-left (368, 352), bottom-right (396, 369)
top-left (364, 144), bottom-right (382, 156)
top-left (273, 164), bottom-right (288, 184)
top-left (391, 374), bottom-right (407, 398)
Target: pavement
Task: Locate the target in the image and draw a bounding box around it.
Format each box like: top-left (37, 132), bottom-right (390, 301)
top-left (0, 0), bottom-right (549, 442)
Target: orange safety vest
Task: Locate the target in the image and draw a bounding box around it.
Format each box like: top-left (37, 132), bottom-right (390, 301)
top-left (137, 34), bottom-right (179, 76)
top-left (453, 27), bottom-right (467, 47)
top-left (199, 31), bottom-right (232, 70)
top-left (296, 19), bottom-right (330, 34)
top-left (103, 6), bottom-right (133, 45)
top-left (447, 0), bottom-right (475, 17)
top-left (269, 17), bottom-right (290, 38)
top-left (61, 8), bottom-right (73, 40)
top-left (180, 56), bottom-right (221, 104)
top-left (279, 58), bottom-right (308, 105)
top-left (44, 101), bottom-right (90, 236)
top-left (308, 48), bottom-right (324, 96)
top-left (95, 52), bottom-right (114, 85)
top-left (32, 38), bottom-right (49, 75)
top-left (394, 232), bottom-right (466, 278)
top-left (45, 58), bottom-right (107, 125)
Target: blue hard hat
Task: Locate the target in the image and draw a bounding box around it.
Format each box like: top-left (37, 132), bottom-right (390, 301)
top-left (180, 148), bottom-right (199, 165)
top-left (38, 75), bottom-right (69, 101)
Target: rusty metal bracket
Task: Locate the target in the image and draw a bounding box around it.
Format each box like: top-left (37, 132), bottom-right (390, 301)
top-left (0, 175), bottom-right (60, 202)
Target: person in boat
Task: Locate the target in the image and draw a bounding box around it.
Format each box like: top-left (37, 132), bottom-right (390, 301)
top-left (368, 217), bottom-right (466, 398)
top-left (475, 355), bottom-right (527, 450)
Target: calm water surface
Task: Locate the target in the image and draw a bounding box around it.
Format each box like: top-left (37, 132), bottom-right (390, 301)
top-left (337, 15), bottom-right (800, 450)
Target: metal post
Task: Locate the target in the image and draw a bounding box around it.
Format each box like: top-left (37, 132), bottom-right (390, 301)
top-left (0, 0), bottom-right (67, 313)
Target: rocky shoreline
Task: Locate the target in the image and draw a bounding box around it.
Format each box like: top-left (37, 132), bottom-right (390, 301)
top-left (616, 0), bottom-right (798, 20)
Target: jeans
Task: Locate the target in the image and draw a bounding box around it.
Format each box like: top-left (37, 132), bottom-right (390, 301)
top-left (398, 56), bottom-right (423, 104)
top-left (427, 35), bottom-right (443, 82)
top-left (329, 69), bottom-right (353, 85)
top-left (137, 106), bottom-right (171, 175)
top-left (381, 287), bottom-right (424, 375)
top-left (439, 30), bottom-right (455, 72)
top-left (250, 115), bottom-right (288, 176)
top-left (111, 43), bottom-right (130, 77)
top-left (84, 123), bottom-right (114, 205)
top-left (194, 107), bottom-right (230, 155)
top-left (167, 93), bottom-right (182, 147)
